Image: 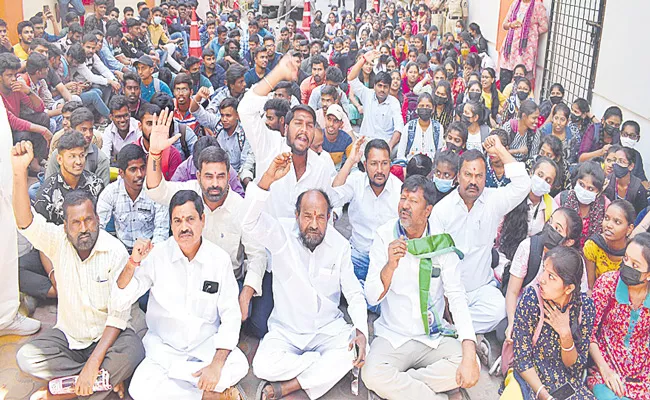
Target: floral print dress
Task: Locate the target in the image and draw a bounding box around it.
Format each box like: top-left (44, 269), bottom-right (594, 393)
top-left (499, 1), bottom-right (549, 78)
top-left (510, 285), bottom-right (596, 399)
top-left (588, 271), bottom-right (650, 400)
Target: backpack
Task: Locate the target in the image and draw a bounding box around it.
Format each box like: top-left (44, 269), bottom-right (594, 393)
top-left (178, 123), bottom-right (190, 159)
top-left (403, 91), bottom-right (420, 123)
top-left (405, 119), bottom-right (442, 156)
top-left (500, 234), bottom-right (544, 296)
top-left (153, 78), bottom-right (161, 93)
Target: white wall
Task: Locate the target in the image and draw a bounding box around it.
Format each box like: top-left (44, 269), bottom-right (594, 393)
top-left (467, 0), bottom-right (500, 59)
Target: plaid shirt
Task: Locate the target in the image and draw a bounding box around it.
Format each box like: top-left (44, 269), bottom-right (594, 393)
top-left (97, 179), bottom-right (169, 249)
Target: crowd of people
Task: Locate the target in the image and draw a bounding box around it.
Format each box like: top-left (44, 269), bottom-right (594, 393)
top-left (0, 0), bottom-right (649, 399)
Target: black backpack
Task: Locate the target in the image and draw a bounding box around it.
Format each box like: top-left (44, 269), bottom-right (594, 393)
top-left (500, 234), bottom-right (545, 296)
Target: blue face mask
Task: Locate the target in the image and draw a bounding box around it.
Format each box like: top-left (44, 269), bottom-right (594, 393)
top-left (434, 177), bottom-right (454, 193)
top-left (226, 21), bottom-right (236, 29)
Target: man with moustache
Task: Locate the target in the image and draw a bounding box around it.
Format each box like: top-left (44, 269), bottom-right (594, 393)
top-left (12, 141), bottom-right (145, 400)
top-left (97, 144), bottom-right (169, 252)
top-left (101, 95), bottom-right (141, 164)
top-left (329, 138), bottom-right (401, 310)
top-left (144, 109), bottom-right (269, 339)
top-left (134, 102), bottom-right (183, 180)
top-left (172, 73), bottom-right (200, 134)
top-left (429, 136), bottom-right (530, 354)
top-left (263, 98), bottom-right (290, 137)
top-left (362, 175), bottom-right (480, 399)
top-left (243, 153), bottom-right (368, 400)
top-left (123, 72), bottom-right (148, 119)
top-left (111, 190), bottom-right (248, 400)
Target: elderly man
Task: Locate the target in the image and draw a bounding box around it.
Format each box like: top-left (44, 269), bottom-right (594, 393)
top-left (362, 175), bottom-right (480, 399)
top-left (429, 136), bottom-right (531, 356)
top-left (243, 154), bottom-right (368, 400)
top-left (145, 109), bottom-right (269, 338)
top-left (12, 141), bottom-right (144, 400)
top-left (112, 190), bottom-right (248, 400)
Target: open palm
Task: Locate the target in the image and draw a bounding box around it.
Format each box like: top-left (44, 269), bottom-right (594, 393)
top-left (149, 108), bottom-right (179, 154)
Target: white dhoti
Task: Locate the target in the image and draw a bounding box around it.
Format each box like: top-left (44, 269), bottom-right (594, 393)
top-left (467, 281), bottom-right (507, 334)
top-left (252, 325), bottom-right (356, 400)
top-left (129, 339), bottom-right (249, 400)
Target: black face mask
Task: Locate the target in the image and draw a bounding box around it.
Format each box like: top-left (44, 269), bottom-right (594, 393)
top-left (619, 260), bottom-right (646, 287)
top-left (468, 92), bottom-right (481, 102)
top-left (416, 107), bottom-right (432, 121)
top-left (229, 50), bottom-right (240, 59)
top-left (434, 95), bottom-right (447, 105)
top-left (540, 223), bottom-right (564, 250)
top-left (190, 72), bottom-right (201, 82)
top-left (613, 163), bottom-right (629, 179)
top-left (570, 113), bottom-right (582, 123)
top-left (446, 142), bottom-right (461, 153)
top-left (460, 115), bottom-right (472, 126)
top-left (550, 95), bottom-right (563, 105)
top-left (604, 123), bottom-right (620, 137)
top-left (516, 90), bottom-right (529, 101)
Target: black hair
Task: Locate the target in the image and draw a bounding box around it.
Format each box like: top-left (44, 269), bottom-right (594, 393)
top-left (483, 67), bottom-right (500, 120)
top-left (325, 66), bottom-right (344, 84)
top-left (285, 104), bottom-right (316, 126)
top-left (202, 47), bottom-right (216, 59)
top-left (552, 102), bottom-right (571, 119)
top-left (69, 22), bottom-right (83, 34)
top-left (401, 175), bottom-right (436, 206)
top-left (70, 107), bottom-right (94, 128)
top-left (105, 25), bottom-right (123, 39)
top-left (434, 80), bottom-right (454, 114)
top-left (433, 149), bottom-right (460, 174)
top-left (219, 97), bottom-right (239, 112)
top-left (17, 21), bottom-right (33, 36)
top-left (123, 71), bottom-right (140, 85)
top-left (57, 130), bottom-right (87, 152)
top-left (25, 53), bottom-right (49, 75)
top-left (320, 84), bottom-right (338, 99)
top-left (459, 149), bottom-right (486, 171)
top-left (0, 19), bottom-right (6, 28)
top-left (264, 98), bottom-right (290, 119)
top-left (603, 106), bottom-right (623, 122)
top-left (192, 136), bottom-right (220, 170)
top-left (117, 143), bottom-right (146, 171)
top-left (518, 99), bottom-right (539, 119)
top-left (82, 33), bottom-right (98, 45)
top-left (65, 13), bottom-right (79, 24)
top-left (532, 156), bottom-right (560, 189)
top-left (62, 190), bottom-right (97, 220)
top-left (137, 102), bottom-right (162, 121)
top-left (468, 22), bottom-right (481, 35)
top-left (29, 38), bottom-right (49, 53)
top-left (374, 70), bottom-right (392, 86)
top-left (107, 95), bottom-right (128, 113)
top-left (622, 120), bottom-right (640, 136)
top-left (169, 190), bottom-right (204, 218)
top-left (252, 46), bottom-right (267, 62)
top-left (123, 6), bottom-right (134, 13)
top-left (225, 64), bottom-right (247, 86)
top-left (552, 207), bottom-right (583, 249)
top-left (184, 56), bottom-right (201, 69)
top-left (126, 18), bottom-right (140, 29)
top-left (197, 146), bottom-right (231, 172)
top-left (630, 232), bottom-right (650, 271)
top-left (575, 161), bottom-right (606, 191)
top-left (62, 101), bottom-right (82, 114)
top-left (539, 135), bottom-right (564, 162)
top-left (363, 138), bottom-right (390, 160)
top-left (47, 43), bottom-right (62, 59)
top-left (549, 83), bottom-right (565, 96)
top-left (417, 92), bottom-right (434, 107)
top-left (608, 199), bottom-right (636, 227)
top-left (310, 54), bottom-right (328, 70)
top-left (0, 53), bottom-right (21, 74)
top-left (406, 154), bottom-right (433, 178)
top-left (573, 98), bottom-right (590, 114)
top-left (513, 64), bottom-right (527, 75)
top-left (447, 121), bottom-right (469, 144)
top-left (173, 72), bottom-right (193, 89)
top-left (464, 100), bottom-right (484, 125)
top-left (295, 189), bottom-right (333, 216)
top-left (157, 67), bottom-right (173, 88)
top-left (151, 6), bottom-right (164, 14)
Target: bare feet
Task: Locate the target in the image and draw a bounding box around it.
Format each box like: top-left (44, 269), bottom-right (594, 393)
top-left (0, 384), bottom-right (8, 400)
top-left (29, 388), bottom-right (48, 400)
top-left (113, 381), bottom-right (125, 399)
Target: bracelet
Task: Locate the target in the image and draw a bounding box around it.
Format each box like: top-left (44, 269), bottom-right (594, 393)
top-left (561, 343), bottom-right (575, 352)
top-left (535, 385), bottom-right (545, 399)
top-left (149, 151), bottom-right (162, 157)
top-left (48, 269), bottom-right (55, 280)
top-left (262, 76), bottom-right (273, 91)
top-left (128, 257), bottom-right (140, 267)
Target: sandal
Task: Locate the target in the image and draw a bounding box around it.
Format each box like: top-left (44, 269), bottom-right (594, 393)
top-left (255, 380), bottom-right (283, 400)
top-left (222, 383), bottom-right (246, 400)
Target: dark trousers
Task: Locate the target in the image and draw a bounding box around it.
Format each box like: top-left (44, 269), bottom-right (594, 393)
top-left (241, 271), bottom-right (274, 339)
top-left (19, 249), bottom-right (51, 300)
top-left (499, 68), bottom-right (514, 91)
top-left (354, 0), bottom-right (366, 17)
top-left (16, 327), bottom-right (145, 400)
top-left (13, 110), bottom-right (50, 160)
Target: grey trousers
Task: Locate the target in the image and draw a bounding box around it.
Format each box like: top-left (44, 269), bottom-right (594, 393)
top-left (361, 336), bottom-right (463, 400)
top-left (16, 327), bottom-right (145, 400)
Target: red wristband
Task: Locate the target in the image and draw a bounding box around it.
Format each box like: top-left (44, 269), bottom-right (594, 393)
top-left (129, 257), bottom-right (141, 267)
top-left (149, 151), bottom-right (162, 157)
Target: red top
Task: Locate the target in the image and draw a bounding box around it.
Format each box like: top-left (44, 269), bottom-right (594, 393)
top-left (134, 137), bottom-right (183, 181)
top-left (1, 90), bottom-right (45, 132)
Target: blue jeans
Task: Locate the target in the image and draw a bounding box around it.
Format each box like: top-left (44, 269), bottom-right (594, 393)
top-left (351, 246), bottom-right (380, 314)
top-left (59, 0), bottom-right (85, 16)
top-left (593, 384), bottom-right (632, 400)
top-left (28, 173), bottom-right (45, 200)
top-left (80, 88), bottom-right (110, 117)
top-left (238, 271), bottom-right (274, 339)
top-left (170, 32), bottom-right (188, 57)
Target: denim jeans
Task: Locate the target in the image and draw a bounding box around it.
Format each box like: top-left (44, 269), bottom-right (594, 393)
top-left (28, 172), bottom-right (44, 201)
top-left (351, 246), bottom-right (380, 314)
top-left (238, 271), bottom-right (274, 339)
top-left (59, 0), bottom-right (85, 16)
top-left (170, 32), bottom-right (189, 57)
top-left (592, 384), bottom-right (632, 400)
top-left (80, 88), bottom-right (110, 117)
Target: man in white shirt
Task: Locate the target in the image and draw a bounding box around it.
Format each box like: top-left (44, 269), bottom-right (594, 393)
top-left (363, 175), bottom-right (480, 399)
top-left (112, 190), bottom-right (248, 400)
top-left (243, 154), bottom-right (368, 400)
top-left (329, 138), bottom-right (401, 311)
top-left (347, 50), bottom-right (404, 149)
top-left (101, 95), bottom-right (141, 164)
top-left (11, 141), bottom-right (144, 400)
top-left (144, 109), bottom-right (269, 338)
top-left (429, 137), bottom-right (531, 336)
top-left (238, 53), bottom-right (336, 219)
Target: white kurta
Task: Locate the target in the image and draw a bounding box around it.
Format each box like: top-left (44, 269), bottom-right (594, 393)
top-left (111, 238), bottom-right (248, 399)
top-left (242, 184), bottom-right (368, 399)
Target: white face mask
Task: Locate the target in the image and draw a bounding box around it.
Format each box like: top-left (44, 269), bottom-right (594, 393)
top-left (574, 183), bottom-right (597, 205)
top-left (620, 136), bottom-right (638, 149)
top-left (153, 16), bottom-right (163, 25)
top-left (530, 175), bottom-right (551, 197)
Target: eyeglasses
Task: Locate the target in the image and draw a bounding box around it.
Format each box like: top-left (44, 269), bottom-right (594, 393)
top-left (606, 156), bottom-right (629, 167)
top-left (174, 87), bottom-right (191, 93)
top-left (621, 131), bottom-right (640, 141)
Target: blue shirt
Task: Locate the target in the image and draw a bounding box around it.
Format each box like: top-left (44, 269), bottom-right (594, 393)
top-left (244, 68), bottom-right (270, 87)
top-left (140, 78), bottom-right (173, 102)
top-left (99, 38), bottom-right (126, 73)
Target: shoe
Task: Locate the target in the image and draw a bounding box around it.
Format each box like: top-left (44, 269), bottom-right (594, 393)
top-left (477, 335), bottom-right (492, 367)
top-left (19, 293), bottom-right (38, 317)
top-left (0, 313), bottom-right (41, 336)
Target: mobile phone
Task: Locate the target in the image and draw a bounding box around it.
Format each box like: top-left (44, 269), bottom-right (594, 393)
top-left (550, 383), bottom-right (575, 400)
top-left (43, 5), bottom-right (50, 13)
top-left (353, 343), bottom-right (359, 360)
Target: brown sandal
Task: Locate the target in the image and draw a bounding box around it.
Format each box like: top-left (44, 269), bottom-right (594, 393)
top-left (255, 380), bottom-right (283, 400)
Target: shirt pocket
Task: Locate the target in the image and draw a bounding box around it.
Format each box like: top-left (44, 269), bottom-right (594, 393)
top-left (88, 273), bottom-right (111, 312)
top-left (194, 289), bottom-right (220, 322)
top-left (316, 265), bottom-right (341, 299)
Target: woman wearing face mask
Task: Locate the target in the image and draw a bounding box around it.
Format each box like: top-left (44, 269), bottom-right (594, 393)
top-left (481, 67), bottom-right (506, 128)
top-left (430, 79), bottom-right (454, 131)
top-left (539, 103), bottom-right (576, 163)
top-left (528, 135), bottom-right (572, 196)
top-left (441, 120), bottom-right (468, 155)
top-left (455, 78), bottom-right (483, 115)
top-left (486, 129), bottom-right (512, 188)
top-left (431, 149), bottom-right (460, 204)
top-left (568, 98), bottom-right (593, 151)
top-left (310, 11), bottom-right (325, 41)
top-left (538, 83), bottom-right (565, 125)
top-left (578, 106), bottom-right (623, 163)
top-left (587, 232), bottom-right (650, 400)
top-left (461, 100), bottom-right (490, 152)
top-left (443, 59), bottom-right (465, 105)
top-left (555, 161), bottom-right (611, 247)
top-left (503, 99), bottom-right (541, 162)
top-left (500, 246), bottom-right (595, 400)
top-left (583, 199), bottom-right (635, 290)
top-left (501, 64), bottom-right (528, 100)
top-left (619, 120), bottom-right (648, 183)
top-left (395, 93), bottom-right (443, 169)
top-left (603, 146), bottom-right (648, 216)
top-left (502, 76), bottom-right (533, 123)
top-left (502, 207), bottom-right (584, 341)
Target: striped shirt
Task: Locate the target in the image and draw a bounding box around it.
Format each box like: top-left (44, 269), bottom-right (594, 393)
top-left (20, 211), bottom-right (131, 349)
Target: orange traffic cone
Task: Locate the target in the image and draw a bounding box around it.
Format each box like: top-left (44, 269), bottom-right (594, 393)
top-left (189, 8), bottom-right (202, 58)
top-left (373, 0), bottom-right (379, 12)
top-left (301, 0), bottom-right (311, 39)
top-left (233, 0), bottom-right (240, 10)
